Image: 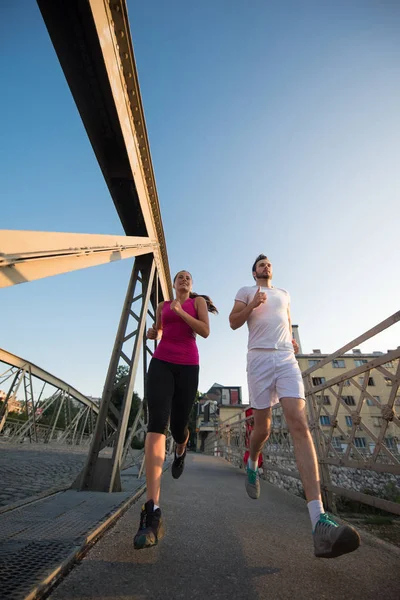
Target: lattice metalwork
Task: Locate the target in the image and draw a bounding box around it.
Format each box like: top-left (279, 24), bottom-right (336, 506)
top-left (205, 312), bottom-right (400, 515)
top-left (305, 353), bottom-right (400, 471)
top-left (77, 254), bottom-right (160, 492)
top-left (204, 409), bottom-right (298, 479)
top-left (0, 356), bottom-right (109, 446)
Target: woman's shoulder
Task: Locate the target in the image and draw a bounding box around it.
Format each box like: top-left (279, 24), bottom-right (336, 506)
top-left (193, 295), bottom-right (206, 306)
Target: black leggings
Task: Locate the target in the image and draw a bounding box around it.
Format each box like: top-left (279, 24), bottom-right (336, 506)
top-left (147, 358), bottom-right (199, 444)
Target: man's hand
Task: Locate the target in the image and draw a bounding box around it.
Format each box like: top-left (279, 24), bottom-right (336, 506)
top-left (170, 300), bottom-right (183, 315)
top-left (292, 338), bottom-right (299, 354)
top-left (250, 286), bottom-right (267, 309)
top-left (147, 323), bottom-right (159, 340)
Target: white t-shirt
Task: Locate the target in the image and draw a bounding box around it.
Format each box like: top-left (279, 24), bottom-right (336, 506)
top-left (235, 285), bottom-right (293, 352)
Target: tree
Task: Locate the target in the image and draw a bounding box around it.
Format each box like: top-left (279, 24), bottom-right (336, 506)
top-left (188, 391), bottom-right (203, 449)
top-left (111, 365), bottom-right (142, 429)
top-left (35, 396), bottom-right (81, 429)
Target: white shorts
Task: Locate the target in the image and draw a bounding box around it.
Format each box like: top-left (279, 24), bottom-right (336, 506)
top-left (247, 349), bottom-right (305, 410)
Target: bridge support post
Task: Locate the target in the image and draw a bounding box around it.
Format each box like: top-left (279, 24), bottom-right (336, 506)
top-left (76, 254), bottom-right (159, 492)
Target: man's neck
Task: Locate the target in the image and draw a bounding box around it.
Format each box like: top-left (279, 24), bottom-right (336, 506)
top-left (255, 278), bottom-right (273, 288)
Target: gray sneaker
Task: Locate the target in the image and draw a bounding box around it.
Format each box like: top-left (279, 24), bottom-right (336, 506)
top-left (313, 513), bottom-right (360, 558)
top-left (245, 465), bottom-right (260, 499)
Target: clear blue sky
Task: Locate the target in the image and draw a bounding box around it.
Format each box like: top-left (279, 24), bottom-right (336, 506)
top-left (1, 0), bottom-right (399, 402)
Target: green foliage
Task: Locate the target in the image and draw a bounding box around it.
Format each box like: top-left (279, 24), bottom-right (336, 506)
top-left (382, 481), bottom-right (400, 504)
top-left (336, 482), bottom-right (400, 517)
top-left (362, 515), bottom-right (393, 525)
top-left (188, 391), bottom-right (202, 449)
top-left (111, 366), bottom-right (141, 427)
top-left (131, 438), bottom-right (145, 450)
top-left (35, 397), bottom-right (80, 429)
top-left (0, 400), bottom-right (29, 423)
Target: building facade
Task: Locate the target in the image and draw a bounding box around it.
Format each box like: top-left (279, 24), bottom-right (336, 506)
top-left (296, 348), bottom-right (400, 455)
top-left (195, 383), bottom-right (244, 451)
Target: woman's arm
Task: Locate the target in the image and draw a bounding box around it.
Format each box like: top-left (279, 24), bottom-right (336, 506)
top-left (170, 297), bottom-right (210, 338)
top-left (147, 301), bottom-right (164, 340)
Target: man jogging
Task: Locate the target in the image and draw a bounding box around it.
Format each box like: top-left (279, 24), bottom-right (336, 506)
top-left (229, 254), bottom-right (360, 558)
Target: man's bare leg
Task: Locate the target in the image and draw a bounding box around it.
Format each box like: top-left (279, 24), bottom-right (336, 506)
top-left (281, 397), bottom-right (360, 557)
top-left (245, 407), bottom-right (271, 499)
top-left (280, 398), bottom-right (321, 502)
top-left (250, 407), bottom-right (272, 462)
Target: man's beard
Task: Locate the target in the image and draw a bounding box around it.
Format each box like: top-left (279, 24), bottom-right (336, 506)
top-left (257, 271), bottom-right (271, 280)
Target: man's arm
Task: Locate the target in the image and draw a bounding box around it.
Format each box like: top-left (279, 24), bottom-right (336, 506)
top-left (287, 304), bottom-right (299, 353)
top-left (229, 287), bottom-right (266, 330)
top-left (229, 300), bottom-right (254, 330)
top-left (287, 305), bottom-right (293, 338)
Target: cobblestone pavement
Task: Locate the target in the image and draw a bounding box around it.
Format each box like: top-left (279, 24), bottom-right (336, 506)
top-left (0, 442), bottom-right (142, 509)
top-left (0, 442), bottom-right (90, 508)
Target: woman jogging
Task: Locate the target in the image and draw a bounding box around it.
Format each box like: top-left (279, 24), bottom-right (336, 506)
top-left (134, 270), bottom-right (218, 549)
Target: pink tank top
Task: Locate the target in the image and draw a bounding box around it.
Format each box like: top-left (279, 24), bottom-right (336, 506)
top-left (153, 298), bottom-right (199, 365)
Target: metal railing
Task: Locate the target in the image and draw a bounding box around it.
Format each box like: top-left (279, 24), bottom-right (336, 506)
top-left (205, 311), bottom-right (400, 515)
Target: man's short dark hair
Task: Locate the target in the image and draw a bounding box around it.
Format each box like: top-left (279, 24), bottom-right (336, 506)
top-left (252, 254), bottom-right (268, 273)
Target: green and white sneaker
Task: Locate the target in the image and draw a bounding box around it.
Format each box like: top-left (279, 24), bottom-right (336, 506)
top-left (245, 465), bottom-right (260, 499)
top-left (313, 513), bottom-right (360, 558)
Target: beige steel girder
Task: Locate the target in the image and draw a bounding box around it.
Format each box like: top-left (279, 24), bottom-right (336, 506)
top-left (0, 230), bottom-right (156, 287)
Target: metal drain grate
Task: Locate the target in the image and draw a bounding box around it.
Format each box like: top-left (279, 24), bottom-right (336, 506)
top-left (0, 540), bottom-right (74, 599)
top-left (0, 481), bottom-right (146, 599)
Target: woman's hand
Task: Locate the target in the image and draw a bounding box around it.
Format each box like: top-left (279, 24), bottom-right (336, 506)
top-left (147, 323), bottom-right (159, 340)
top-left (170, 300), bottom-right (183, 315)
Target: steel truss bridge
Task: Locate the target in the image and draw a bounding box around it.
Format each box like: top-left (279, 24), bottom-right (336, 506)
top-left (1, 0), bottom-right (172, 493)
top-left (0, 0), bottom-right (399, 515)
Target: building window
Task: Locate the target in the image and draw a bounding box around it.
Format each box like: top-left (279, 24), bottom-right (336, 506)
top-left (312, 377), bottom-right (326, 386)
top-left (332, 359), bottom-right (345, 368)
top-left (373, 417), bottom-right (382, 427)
top-left (366, 397), bottom-right (375, 406)
top-left (354, 438), bottom-right (366, 448)
top-left (308, 359), bottom-right (321, 367)
top-left (384, 361), bottom-right (394, 368)
top-left (320, 416), bottom-right (330, 426)
top-left (345, 416), bottom-right (353, 427)
top-left (385, 438), bottom-right (397, 450)
top-left (360, 376), bottom-right (375, 386)
top-left (332, 437), bottom-right (342, 448)
top-left (338, 380), bottom-right (351, 387)
top-left (343, 396), bottom-right (356, 406)
top-left (316, 395), bottom-right (331, 405)
top-left (373, 396), bottom-right (381, 403)
top-left (385, 377), bottom-right (393, 386)
top-left (355, 359), bottom-right (368, 367)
